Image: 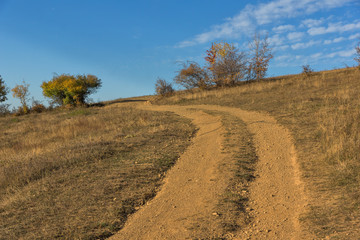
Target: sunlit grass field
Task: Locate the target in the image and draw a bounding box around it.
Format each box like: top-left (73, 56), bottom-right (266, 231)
top-left (0, 104), bottom-right (195, 239)
top-left (1, 67), bottom-right (359, 239)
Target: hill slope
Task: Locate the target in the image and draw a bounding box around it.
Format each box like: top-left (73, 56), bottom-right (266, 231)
top-left (156, 67), bottom-right (360, 239)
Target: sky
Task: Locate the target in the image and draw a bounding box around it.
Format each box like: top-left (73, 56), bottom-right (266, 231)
top-left (0, 0), bottom-right (359, 107)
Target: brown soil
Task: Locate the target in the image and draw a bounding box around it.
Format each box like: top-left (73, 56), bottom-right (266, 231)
top-left (109, 104), bottom-right (312, 239)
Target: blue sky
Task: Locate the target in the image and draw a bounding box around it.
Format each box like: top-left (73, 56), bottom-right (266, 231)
top-left (1, 0), bottom-right (359, 107)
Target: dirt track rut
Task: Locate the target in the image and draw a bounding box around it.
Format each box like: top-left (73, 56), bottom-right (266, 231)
top-left (109, 104), bottom-right (310, 240)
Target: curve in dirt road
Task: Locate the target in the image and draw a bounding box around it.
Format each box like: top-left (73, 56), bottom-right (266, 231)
top-left (110, 105), bottom-right (229, 239)
top-left (109, 104), bottom-right (311, 240)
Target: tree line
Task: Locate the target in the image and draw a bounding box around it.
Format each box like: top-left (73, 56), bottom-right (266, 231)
top-left (156, 36), bottom-right (360, 96)
top-left (0, 74), bottom-right (101, 115)
top-left (1, 36), bottom-right (360, 112)
top-left (156, 34), bottom-right (274, 96)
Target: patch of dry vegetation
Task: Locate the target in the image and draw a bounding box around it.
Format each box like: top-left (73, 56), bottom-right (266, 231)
top-left (204, 110), bottom-right (257, 235)
top-left (0, 104), bottom-right (195, 239)
top-left (156, 67), bottom-right (360, 239)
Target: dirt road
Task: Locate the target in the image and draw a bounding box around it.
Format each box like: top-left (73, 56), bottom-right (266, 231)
top-left (109, 104), bottom-right (311, 239)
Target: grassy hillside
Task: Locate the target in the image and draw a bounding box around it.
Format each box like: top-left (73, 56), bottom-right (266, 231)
top-left (1, 67), bottom-right (359, 239)
top-left (156, 67), bottom-right (360, 239)
top-left (0, 104), bottom-right (195, 239)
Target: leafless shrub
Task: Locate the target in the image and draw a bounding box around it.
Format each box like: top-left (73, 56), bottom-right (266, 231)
top-left (205, 42), bottom-right (248, 87)
top-left (31, 100), bottom-right (47, 113)
top-left (0, 75), bottom-right (8, 103)
top-left (155, 78), bottom-right (174, 97)
top-left (302, 64), bottom-right (314, 77)
top-left (0, 103), bottom-right (10, 116)
top-left (211, 49), bottom-right (247, 87)
top-left (174, 61), bottom-right (211, 90)
top-left (355, 40), bottom-right (360, 68)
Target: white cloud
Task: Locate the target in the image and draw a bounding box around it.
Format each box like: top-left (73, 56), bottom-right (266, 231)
top-left (253, 0), bottom-right (352, 25)
top-left (291, 40), bottom-right (320, 50)
top-left (177, 0), bottom-right (354, 47)
top-left (275, 54), bottom-right (291, 61)
top-left (308, 21), bottom-right (360, 35)
top-left (274, 45), bottom-right (290, 51)
top-left (326, 49), bottom-right (355, 58)
top-left (338, 49), bottom-right (355, 57)
top-left (272, 24), bottom-right (295, 33)
top-left (176, 40), bottom-right (196, 48)
top-left (275, 52), bottom-right (325, 66)
top-left (302, 18), bottom-right (324, 28)
top-left (287, 32), bottom-right (305, 41)
top-left (324, 37), bottom-right (347, 44)
top-left (333, 37), bottom-right (346, 43)
top-left (349, 33), bottom-right (360, 40)
top-left (268, 34), bottom-right (285, 46)
top-left (311, 53), bottom-right (322, 59)
top-left (319, 0), bottom-right (353, 8)
top-left (274, 54), bottom-right (295, 67)
top-left (308, 27), bottom-right (327, 35)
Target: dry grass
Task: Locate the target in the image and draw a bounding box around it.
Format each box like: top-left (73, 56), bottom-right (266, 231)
top-left (0, 104), bottom-right (195, 239)
top-left (156, 67), bottom-right (360, 239)
top-left (203, 110), bottom-right (257, 236)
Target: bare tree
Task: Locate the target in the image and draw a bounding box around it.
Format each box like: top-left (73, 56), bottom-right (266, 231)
top-left (155, 78), bottom-right (174, 97)
top-left (0, 75), bottom-right (8, 103)
top-left (248, 33), bottom-right (273, 81)
top-left (174, 61), bottom-right (211, 90)
top-left (205, 42), bottom-right (248, 87)
top-left (355, 40), bottom-right (360, 68)
top-left (302, 64), bottom-right (314, 78)
top-left (211, 49), bottom-right (247, 87)
top-left (12, 81), bottom-right (30, 113)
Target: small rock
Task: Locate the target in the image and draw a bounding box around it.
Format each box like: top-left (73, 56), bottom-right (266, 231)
top-left (212, 212), bottom-right (219, 216)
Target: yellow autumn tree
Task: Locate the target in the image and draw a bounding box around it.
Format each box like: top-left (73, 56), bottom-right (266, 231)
top-left (41, 74), bottom-right (102, 106)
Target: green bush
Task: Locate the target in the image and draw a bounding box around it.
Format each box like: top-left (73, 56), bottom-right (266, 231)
top-left (41, 74), bottom-right (102, 106)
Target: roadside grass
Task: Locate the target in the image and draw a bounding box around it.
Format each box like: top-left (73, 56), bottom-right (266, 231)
top-left (156, 67), bottom-right (360, 239)
top-left (203, 110), bottom-right (257, 237)
top-left (0, 105), bottom-right (195, 239)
